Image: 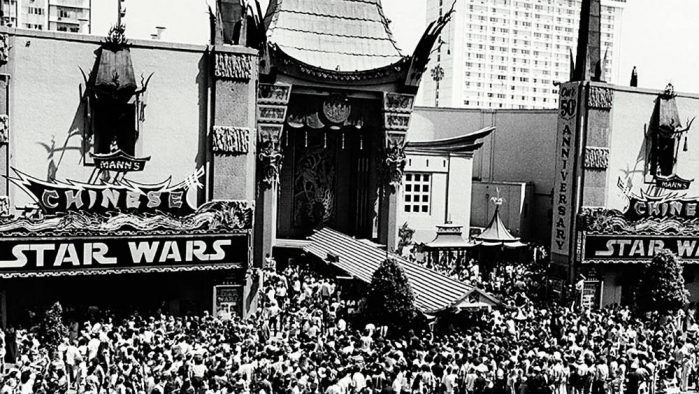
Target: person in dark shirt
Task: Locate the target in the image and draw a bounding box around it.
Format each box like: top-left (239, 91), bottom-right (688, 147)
top-left (626, 367), bottom-right (644, 394)
top-left (474, 370), bottom-right (488, 394)
top-left (433, 359), bottom-right (446, 382)
top-left (529, 367), bottom-right (547, 394)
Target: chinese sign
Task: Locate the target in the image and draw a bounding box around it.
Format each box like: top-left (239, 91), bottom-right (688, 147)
top-left (9, 167), bottom-right (204, 216)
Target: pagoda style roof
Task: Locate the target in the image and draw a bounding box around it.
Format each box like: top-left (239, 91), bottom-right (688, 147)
top-left (264, 0), bottom-right (404, 72)
top-left (476, 207), bottom-right (526, 248)
top-left (424, 223), bottom-right (478, 249)
top-left (259, 0), bottom-right (455, 89)
top-left (406, 127), bottom-right (495, 154)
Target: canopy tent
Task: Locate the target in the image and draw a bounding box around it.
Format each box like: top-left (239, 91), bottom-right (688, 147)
top-left (303, 227), bottom-right (499, 314)
top-left (475, 205), bottom-right (527, 248)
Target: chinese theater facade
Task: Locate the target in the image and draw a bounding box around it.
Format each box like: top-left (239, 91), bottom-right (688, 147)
top-left (255, 0), bottom-right (452, 258)
top-left (550, 81), bottom-right (699, 308)
top-left (0, 24), bottom-right (260, 324)
top-left (0, 0), bottom-right (452, 324)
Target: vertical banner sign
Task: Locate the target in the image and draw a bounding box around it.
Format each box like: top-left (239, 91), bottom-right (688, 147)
top-left (550, 82), bottom-right (581, 258)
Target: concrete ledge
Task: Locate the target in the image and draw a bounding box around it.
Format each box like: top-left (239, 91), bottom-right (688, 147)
top-left (0, 26), bottom-right (259, 57)
top-left (593, 81), bottom-right (699, 100)
top-left (414, 106), bottom-right (558, 114)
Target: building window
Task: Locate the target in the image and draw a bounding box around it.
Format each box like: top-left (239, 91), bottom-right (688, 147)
top-left (403, 173), bottom-right (431, 214)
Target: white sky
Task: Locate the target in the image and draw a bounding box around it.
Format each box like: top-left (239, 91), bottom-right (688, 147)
top-left (95, 0), bottom-right (699, 94)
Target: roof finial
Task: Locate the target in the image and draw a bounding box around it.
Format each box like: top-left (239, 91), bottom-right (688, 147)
top-left (490, 187), bottom-right (503, 206)
top-left (571, 0), bottom-right (602, 82)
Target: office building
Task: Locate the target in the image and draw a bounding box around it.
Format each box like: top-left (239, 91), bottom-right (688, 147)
top-left (418, 0), bottom-right (625, 109)
top-left (1, 0), bottom-right (90, 33)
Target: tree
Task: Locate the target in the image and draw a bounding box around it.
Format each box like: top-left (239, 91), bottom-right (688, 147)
top-left (635, 249), bottom-right (689, 314)
top-left (40, 302), bottom-right (68, 355)
top-left (366, 258), bottom-right (416, 335)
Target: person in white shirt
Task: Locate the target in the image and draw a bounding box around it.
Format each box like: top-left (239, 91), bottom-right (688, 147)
top-left (443, 367), bottom-right (458, 394)
top-left (359, 330), bottom-right (373, 352)
top-left (87, 334), bottom-right (101, 362)
top-left (352, 366), bottom-right (366, 393)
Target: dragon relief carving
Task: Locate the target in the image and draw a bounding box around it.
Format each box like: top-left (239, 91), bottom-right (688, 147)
top-left (258, 125), bottom-right (283, 187)
top-left (0, 200), bottom-right (254, 235)
top-left (384, 135), bottom-right (407, 192)
top-left (579, 206), bottom-right (699, 235)
top-left (293, 142), bottom-right (335, 229)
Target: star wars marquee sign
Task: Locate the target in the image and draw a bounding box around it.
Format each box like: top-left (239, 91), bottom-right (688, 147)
top-left (583, 234), bottom-right (699, 263)
top-left (0, 167), bottom-right (254, 277)
top-left (0, 234), bottom-right (248, 277)
top-left (9, 167), bottom-right (204, 216)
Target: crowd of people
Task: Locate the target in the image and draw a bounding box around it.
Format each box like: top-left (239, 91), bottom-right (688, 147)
top-left (0, 255), bottom-right (696, 394)
top-left (408, 247), bottom-right (548, 303)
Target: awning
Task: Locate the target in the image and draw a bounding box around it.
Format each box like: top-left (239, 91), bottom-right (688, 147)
top-left (0, 263), bottom-right (243, 279)
top-left (303, 227), bottom-right (481, 313)
top-left (275, 238), bottom-right (312, 249)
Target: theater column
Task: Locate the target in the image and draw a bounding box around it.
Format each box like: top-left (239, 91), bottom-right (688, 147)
top-left (0, 34), bottom-right (9, 218)
top-left (210, 48), bottom-right (258, 318)
top-left (581, 84), bottom-right (613, 207)
top-left (211, 48), bottom-right (258, 204)
top-left (0, 33), bottom-right (10, 327)
top-left (254, 84), bottom-right (291, 266)
top-left (379, 93), bottom-right (415, 251)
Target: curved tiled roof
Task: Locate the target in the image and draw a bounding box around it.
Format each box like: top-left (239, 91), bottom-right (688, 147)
top-left (264, 0), bottom-right (405, 72)
top-left (303, 227), bottom-right (478, 313)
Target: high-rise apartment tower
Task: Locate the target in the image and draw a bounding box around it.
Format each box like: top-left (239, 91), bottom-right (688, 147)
top-left (1, 0), bottom-right (91, 33)
top-left (418, 0), bottom-right (625, 109)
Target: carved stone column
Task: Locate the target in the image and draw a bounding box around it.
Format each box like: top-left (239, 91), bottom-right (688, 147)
top-left (210, 47), bottom-right (258, 318)
top-left (382, 92), bottom-right (414, 191)
top-left (257, 83), bottom-right (290, 186)
top-left (254, 83), bottom-right (290, 263)
top-left (0, 34), bottom-right (9, 215)
top-left (379, 92), bottom-right (414, 250)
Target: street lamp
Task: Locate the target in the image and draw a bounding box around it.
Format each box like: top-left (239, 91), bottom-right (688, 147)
top-left (431, 65), bottom-right (445, 107)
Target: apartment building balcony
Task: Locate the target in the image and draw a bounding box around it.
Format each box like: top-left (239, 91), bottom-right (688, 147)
top-left (49, 15), bottom-right (82, 24)
top-left (49, 0), bottom-right (90, 9)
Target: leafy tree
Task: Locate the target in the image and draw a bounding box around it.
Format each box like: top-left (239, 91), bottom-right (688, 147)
top-left (40, 302), bottom-right (68, 355)
top-left (366, 258), bottom-right (416, 335)
top-left (636, 249), bottom-right (689, 314)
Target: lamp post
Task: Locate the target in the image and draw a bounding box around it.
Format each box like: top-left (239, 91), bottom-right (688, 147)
top-left (431, 65), bottom-right (444, 107)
